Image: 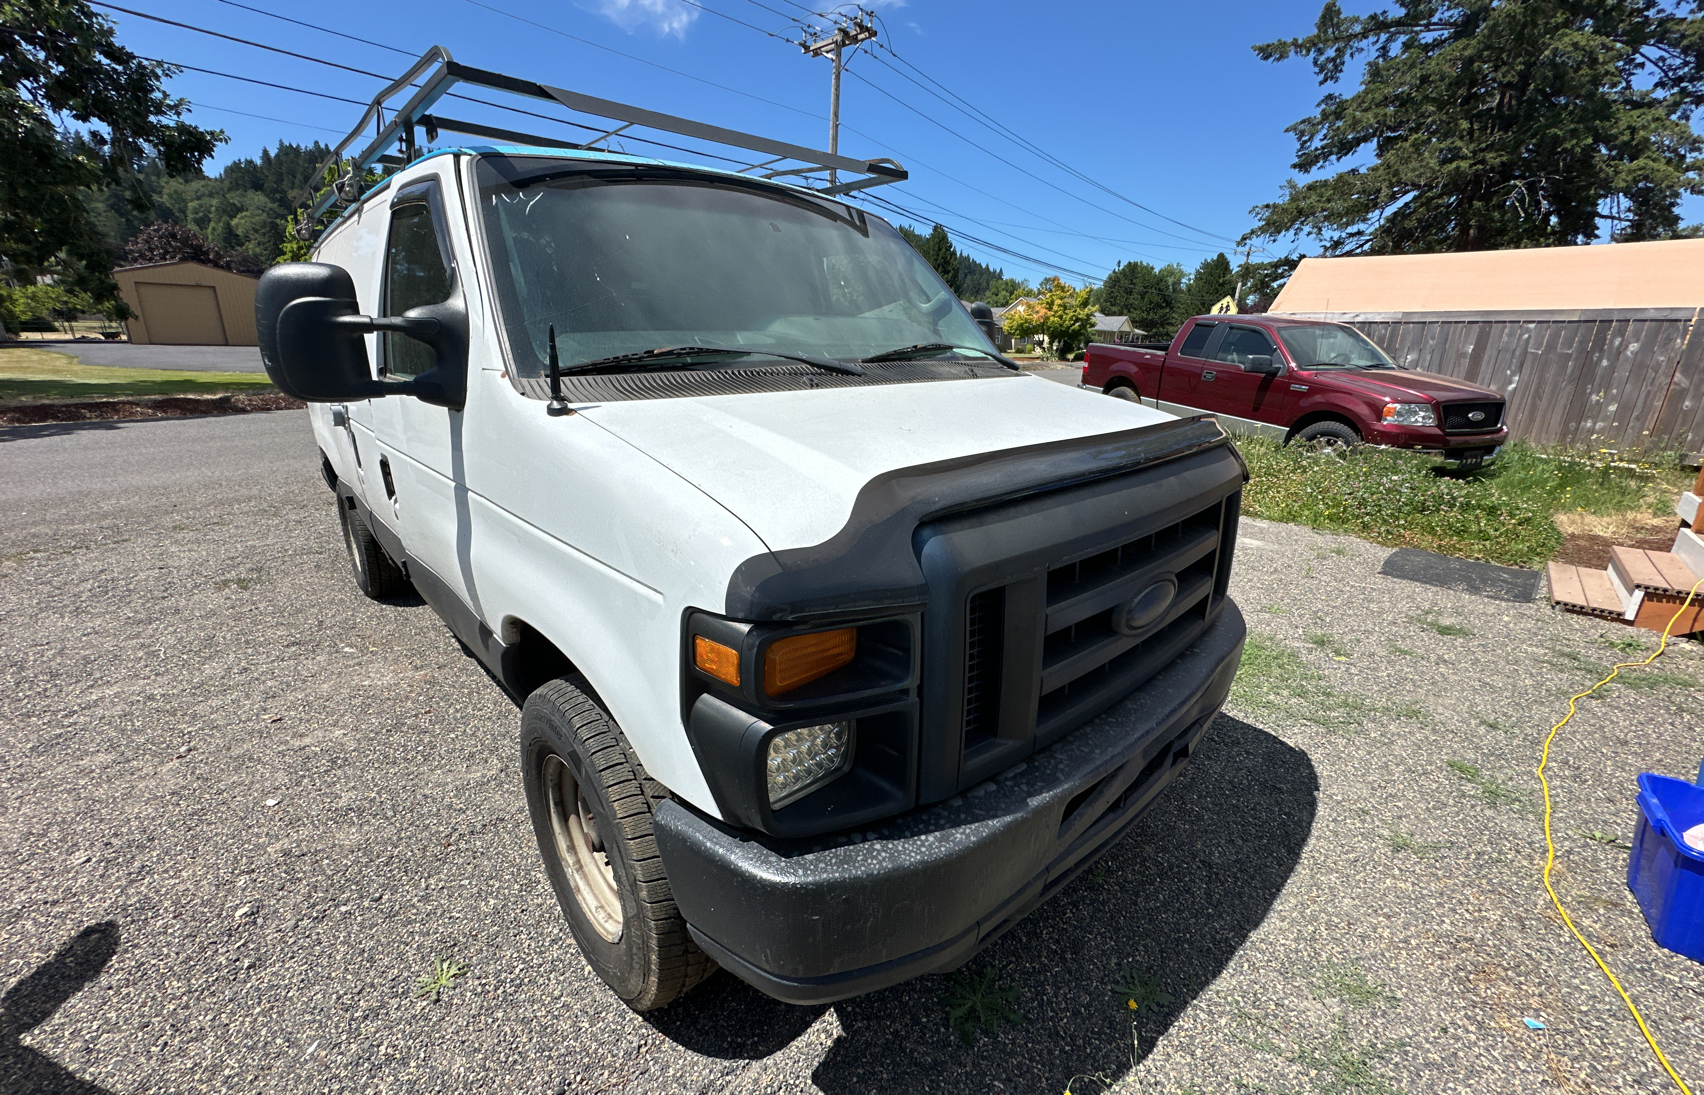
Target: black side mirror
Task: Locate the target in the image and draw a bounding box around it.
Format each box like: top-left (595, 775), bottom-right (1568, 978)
top-left (969, 300), bottom-right (999, 343)
top-left (1245, 354), bottom-right (1283, 377)
top-left (256, 263), bottom-right (468, 408)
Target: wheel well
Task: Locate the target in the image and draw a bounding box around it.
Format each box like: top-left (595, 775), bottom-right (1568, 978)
top-left (1104, 378), bottom-right (1139, 395)
top-left (1285, 411), bottom-right (1361, 443)
top-left (500, 619), bottom-right (577, 702)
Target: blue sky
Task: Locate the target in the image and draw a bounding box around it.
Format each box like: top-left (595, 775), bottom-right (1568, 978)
top-left (94, 0), bottom-right (1413, 283)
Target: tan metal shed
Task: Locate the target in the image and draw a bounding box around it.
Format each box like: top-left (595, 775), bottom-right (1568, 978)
top-left (113, 261), bottom-right (259, 346)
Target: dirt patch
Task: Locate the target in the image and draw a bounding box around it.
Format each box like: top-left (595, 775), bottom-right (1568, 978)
top-left (1551, 511), bottom-right (1680, 568)
top-left (0, 391), bottom-right (303, 425)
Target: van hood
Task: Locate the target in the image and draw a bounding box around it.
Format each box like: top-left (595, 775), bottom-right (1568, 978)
top-left (1300, 367), bottom-right (1502, 403)
top-left (581, 374), bottom-right (1175, 553)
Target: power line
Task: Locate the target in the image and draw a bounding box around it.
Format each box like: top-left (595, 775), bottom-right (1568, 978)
top-left (188, 100), bottom-right (345, 133)
top-left (91, 1), bottom-right (393, 79)
top-left (869, 42), bottom-right (1239, 246)
top-left (673, 0), bottom-right (802, 43)
top-left (457, 0), bottom-right (820, 120)
top-left (109, 2), bottom-right (769, 169)
top-left (147, 57), bottom-right (368, 105)
top-left (206, 0), bottom-right (416, 57)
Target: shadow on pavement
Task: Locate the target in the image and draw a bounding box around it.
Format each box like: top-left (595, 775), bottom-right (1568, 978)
top-left (648, 715), bottom-right (1316, 1092)
top-left (0, 421), bottom-right (128, 444)
top-left (0, 921), bottom-right (121, 1095)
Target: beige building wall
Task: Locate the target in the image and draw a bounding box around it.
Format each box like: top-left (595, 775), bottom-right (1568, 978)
top-left (1271, 238), bottom-right (1704, 314)
top-left (114, 261), bottom-right (260, 345)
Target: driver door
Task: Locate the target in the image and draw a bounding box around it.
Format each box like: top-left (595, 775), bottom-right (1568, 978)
top-left (361, 175), bottom-right (479, 614)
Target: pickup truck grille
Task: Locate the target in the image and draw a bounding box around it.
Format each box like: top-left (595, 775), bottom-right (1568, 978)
top-left (1440, 401), bottom-right (1504, 433)
top-left (918, 449), bottom-right (1241, 801)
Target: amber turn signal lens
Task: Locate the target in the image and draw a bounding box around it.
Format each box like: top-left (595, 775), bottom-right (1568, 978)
top-left (693, 635), bottom-right (741, 687)
top-left (764, 628), bottom-right (857, 696)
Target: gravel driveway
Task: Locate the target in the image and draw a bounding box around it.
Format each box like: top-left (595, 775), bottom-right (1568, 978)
top-left (2, 411), bottom-right (1701, 1094)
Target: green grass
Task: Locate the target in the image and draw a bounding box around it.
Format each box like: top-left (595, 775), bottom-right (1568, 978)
top-left (941, 967), bottom-right (1023, 1045)
top-left (1231, 634), bottom-right (1381, 731)
top-left (1388, 830), bottom-right (1450, 859)
top-left (1310, 962), bottom-right (1398, 1008)
top-left (0, 346), bottom-right (275, 404)
top-left (1237, 438), bottom-right (1690, 568)
top-left (1446, 759), bottom-right (1528, 810)
top-left (1410, 611), bottom-right (1473, 638)
top-left (1388, 644), bottom-right (1419, 657)
top-left (1307, 632), bottom-right (1352, 660)
top-left (1235, 1009), bottom-right (1408, 1095)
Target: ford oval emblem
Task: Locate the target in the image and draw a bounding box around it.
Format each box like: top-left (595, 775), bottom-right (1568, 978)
top-left (1114, 577), bottom-right (1177, 637)
top-left (1468, 410), bottom-right (1485, 422)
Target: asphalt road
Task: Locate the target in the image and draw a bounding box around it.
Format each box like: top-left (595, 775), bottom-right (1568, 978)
top-left (3, 411), bottom-right (1702, 1094)
top-left (17, 340), bottom-right (267, 372)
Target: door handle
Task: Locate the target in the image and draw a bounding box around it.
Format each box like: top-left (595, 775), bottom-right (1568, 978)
top-left (330, 403), bottom-right (349, 427)
top-left (1202, 371), bottom-right (1216, 382)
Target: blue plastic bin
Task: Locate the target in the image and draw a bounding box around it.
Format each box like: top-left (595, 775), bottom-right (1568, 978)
top-left (1629, 773), bottom-right (1704, 964)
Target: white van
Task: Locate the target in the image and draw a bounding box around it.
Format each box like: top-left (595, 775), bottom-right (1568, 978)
top-left (258, 56), bottom-right (1248, 1011)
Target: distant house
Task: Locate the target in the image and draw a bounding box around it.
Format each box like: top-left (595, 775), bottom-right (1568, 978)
top-left (113, 261), bottom-right (259, 345)
top-left (991, 297), bottom-right (1039, 352)
top-left (1091, 312), bottom-right (1144, 345)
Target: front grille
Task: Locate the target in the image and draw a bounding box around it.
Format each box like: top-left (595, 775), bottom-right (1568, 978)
top-left (1441, 401), bottom-right (1504, 433)
top-left (1034, 506), bottom-right (1223, 743)
top-left (962, 587), bottom-right (1005, 752)
top-left (944, 495), bottom-right (1234, 790)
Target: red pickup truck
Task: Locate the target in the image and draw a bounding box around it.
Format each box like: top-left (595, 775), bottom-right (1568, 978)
top-left (1081, 316), bottom-right (1509, 470)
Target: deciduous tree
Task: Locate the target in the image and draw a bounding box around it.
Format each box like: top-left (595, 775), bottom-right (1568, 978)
top-left (1001, 276), bottom-right (1096, 357)
top-left (2, 0), bottom-right (223, 301)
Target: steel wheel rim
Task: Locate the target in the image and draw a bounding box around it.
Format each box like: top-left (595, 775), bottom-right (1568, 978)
top-left (1303, 436), bottom-right (1351, 456)
top-left (544, 754), bottom-right (623, 943)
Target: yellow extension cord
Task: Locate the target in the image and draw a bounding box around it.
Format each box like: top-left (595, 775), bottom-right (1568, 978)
top-left (1538, 575), bottom-right (1704, 1095)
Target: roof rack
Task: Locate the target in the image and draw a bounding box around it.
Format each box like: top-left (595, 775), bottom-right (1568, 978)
top-left (293, 45), bottom-right (907, 241)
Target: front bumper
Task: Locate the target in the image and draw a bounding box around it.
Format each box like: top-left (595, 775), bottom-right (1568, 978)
top-left (652, 601), bottom-right (1247, 1005)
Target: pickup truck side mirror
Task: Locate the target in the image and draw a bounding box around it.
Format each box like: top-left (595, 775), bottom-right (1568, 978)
top-left (1245, 354), bottom-right (1283, 377)
top-left (256, 262), bottom-right (468, 408)
top-left (969, 300), bottom-right (1000, 344)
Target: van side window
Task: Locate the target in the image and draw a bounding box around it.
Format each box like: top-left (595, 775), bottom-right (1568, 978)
top-left (383, 200), bottom-right (452, 378)
top-left (1214, 326), bottom-right (1277, 366)
top-left (1177, 322), bottom-right (1215, 359)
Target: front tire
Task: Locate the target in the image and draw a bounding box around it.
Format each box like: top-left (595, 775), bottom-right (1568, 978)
top-left (338, 501), bottom-right (411, 600)
top-left (1292, 420), bottom-right (1359, 454)
top-left (521, 678), bottom-right (715, 1010)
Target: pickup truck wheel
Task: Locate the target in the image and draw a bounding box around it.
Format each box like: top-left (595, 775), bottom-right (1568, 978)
top-left (1293, 421), bottom-right (1359, 454)
top-left (1106, 384), bottom-right (1138, 402)
top-left (338, 502), bottom-right (411, 600)
top-left (521, 678), bottom-right (715, 1011)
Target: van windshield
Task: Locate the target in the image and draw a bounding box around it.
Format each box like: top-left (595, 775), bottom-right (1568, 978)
top-left (474, 155), bottom-right (988, 375)
top-left (1276, 324), bottom-right (1396, 369)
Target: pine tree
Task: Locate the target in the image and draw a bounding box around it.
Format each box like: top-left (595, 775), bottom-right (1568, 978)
top-left (1247, 0), bottom-right (1704, 253)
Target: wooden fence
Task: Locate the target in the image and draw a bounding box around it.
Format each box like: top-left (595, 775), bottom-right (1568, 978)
top-left (1278, 308), bottom-right (1704, 453)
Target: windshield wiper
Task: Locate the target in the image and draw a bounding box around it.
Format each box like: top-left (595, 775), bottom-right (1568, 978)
top-left (560, 345), bottom-right (864, 377)
top-left (861, 343), bottom-right (1022, 371)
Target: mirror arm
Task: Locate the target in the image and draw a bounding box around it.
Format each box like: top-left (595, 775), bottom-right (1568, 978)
top-left (329, 314), bottom-right (442, 339)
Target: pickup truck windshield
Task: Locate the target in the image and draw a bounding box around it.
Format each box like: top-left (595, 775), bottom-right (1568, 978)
top-left (475, 156), bottom-right (988, 375)
top-left (1276, 324), bottom-right (1396, 370)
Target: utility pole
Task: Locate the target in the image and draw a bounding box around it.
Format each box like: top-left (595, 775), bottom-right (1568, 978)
top-left (1233, 244), bottom-right (1254, 306)
top-left (802, 12), bottom-right (876, 187)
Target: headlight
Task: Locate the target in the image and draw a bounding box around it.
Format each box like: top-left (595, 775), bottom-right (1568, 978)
top-left (767, 721), bottom-right (852, 808)
top-left (1381, 402), bottom-right (1437, 426)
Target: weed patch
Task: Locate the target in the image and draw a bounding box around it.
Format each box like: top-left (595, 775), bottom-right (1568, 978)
top-left (941, 967), bottom-right (1023, 1045)
top-left (1231, 635), bottom-right (1388, 732)
top-left (1446, 759), bottom-right (1528, 810)
top-left (415, 958), bottom-right (466, 1002)
top-left (1111, 967), bottom-right (1175, 1015)
top-left (1310, 963), bottom-right (1398, 1008)
top-left (1410, 610), bottom-right (1472, 637)
top-left (1388, 644), bottom-right (1419, 657)
top-left (1264, 603), bottom-right (1293, 615)
top-left (1388, 830), bottom-right (1450, 859)
top-left (1236, 1009), bottom-right (1408, 1095)
top-left (1307, 632), bottom-right (1352, 660)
